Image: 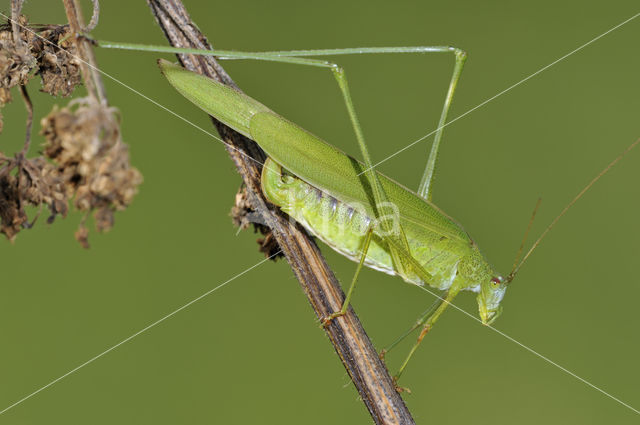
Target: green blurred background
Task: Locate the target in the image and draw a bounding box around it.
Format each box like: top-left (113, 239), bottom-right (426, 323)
top-left (1, 1), bottom-right (639, 423)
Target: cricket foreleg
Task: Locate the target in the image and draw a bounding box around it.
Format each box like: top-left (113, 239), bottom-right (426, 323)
top-left (379, 295), bottom-right (444, 360)
top-left (394, 286), bottom-right (461, 381)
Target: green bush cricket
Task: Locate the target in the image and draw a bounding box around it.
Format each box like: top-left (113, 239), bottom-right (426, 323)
top-left (101, 41), bottom-right (638, 381)
top-left (0, 3), bottom-right (638, 422)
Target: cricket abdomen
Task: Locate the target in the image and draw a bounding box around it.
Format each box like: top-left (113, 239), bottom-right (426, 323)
top-left (261, 158), bottom-right (476, 291)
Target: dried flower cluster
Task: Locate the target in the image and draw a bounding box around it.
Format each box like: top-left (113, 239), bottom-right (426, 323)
top-left (41, 99), bottom-right (143, 248)
top-left (0, 10), bottom-right (142, 248)
top-left (0, 17), bottom-right (35, 90)
top-left (0, 16), bottom-right (82, 131)
top-left (0, 154), bottom-right (68, 240)
top-left (0, 98), bottom-right (142, 247)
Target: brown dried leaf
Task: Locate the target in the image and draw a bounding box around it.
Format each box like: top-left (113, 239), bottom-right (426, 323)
top-left (257, 232), bottom-right (282, 259)
top-left (231, 185), bottom-right (282, 260)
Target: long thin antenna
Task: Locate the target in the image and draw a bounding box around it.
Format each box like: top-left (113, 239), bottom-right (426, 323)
top-left (507, 198), bottom-right (542, 283)
top-left (510, 137), bottom-right (640, 280)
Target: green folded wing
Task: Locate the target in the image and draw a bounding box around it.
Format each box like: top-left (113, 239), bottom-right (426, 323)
top-left (159, 59), bottom-right (473, 245)
top-left (249, 111), bottom-right (472, 244)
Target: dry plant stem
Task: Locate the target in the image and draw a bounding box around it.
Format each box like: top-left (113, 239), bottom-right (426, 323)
top-left (18, 85), bottom-right (32, 156)
top-left (10, 0), bottom-right (24, 45)
top-left (62, 0), bottom-right (106, 103)
top-left (145, 1), bottom-right (415, 424)
top-left (84, 0), bottom-right (100, 33)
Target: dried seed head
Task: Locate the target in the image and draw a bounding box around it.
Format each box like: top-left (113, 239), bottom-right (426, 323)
top-left (20, 156), bottom-right (69, 221)
top-left (0, 16), bottom-right (81, 98)
top-left (41, 100), bottom-right (119, 185)
top-left (41, 98), bottom-right (142, 247)
top-left (0, 166), bottom-right (25, 240)
top-left (0, 155), bottom-right (69, 241)
top-left (0, 17), bottom-right (36, 90)
top-left (0, 17), bottom-right (139, 246)
top-left (30, 26), bottom-right (82, 97)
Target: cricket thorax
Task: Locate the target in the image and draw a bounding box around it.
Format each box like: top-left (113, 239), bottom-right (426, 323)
top-left (455, 248), bottom-right (497, 290)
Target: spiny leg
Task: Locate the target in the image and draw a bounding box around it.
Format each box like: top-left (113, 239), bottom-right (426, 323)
top-left (322, 226), bottom-right (374, 326)
top-left (379, 294), bottom-right (444, 360)
top-left (395, 286), bottom-right (460, 382)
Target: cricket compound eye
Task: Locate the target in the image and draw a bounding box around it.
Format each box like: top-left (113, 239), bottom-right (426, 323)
top-left (490, 277), bottom-right (502, 286)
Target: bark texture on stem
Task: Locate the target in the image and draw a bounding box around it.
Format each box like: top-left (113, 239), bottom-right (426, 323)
top-left (145, 1), bottom-right (415, 423)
